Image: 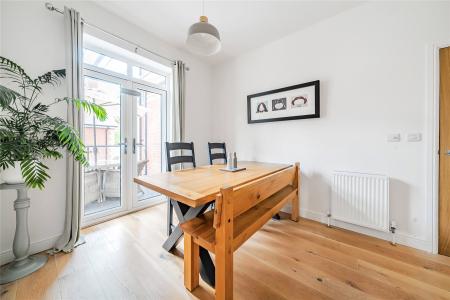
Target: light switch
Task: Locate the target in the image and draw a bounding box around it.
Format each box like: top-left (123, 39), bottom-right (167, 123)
top-left (387, 134), bottom-right (401, 142)
top-left (407, 133), bottom-right (422, 142)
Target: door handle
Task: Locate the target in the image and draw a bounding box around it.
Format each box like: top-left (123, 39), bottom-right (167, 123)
top-left (132, 139), bottom-right (145, 154)
top-left (118, 138), bottom-right (128, 154)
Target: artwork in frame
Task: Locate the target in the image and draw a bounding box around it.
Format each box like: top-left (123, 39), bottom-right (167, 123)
top-left (247, 80), bottom-right (320, 124)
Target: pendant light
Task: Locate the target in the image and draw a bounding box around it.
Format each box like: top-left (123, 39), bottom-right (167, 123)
top-left (186, 0), bottom-right (221, 56)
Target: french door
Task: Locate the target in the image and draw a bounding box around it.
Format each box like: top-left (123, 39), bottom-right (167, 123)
top-left (131, 83), bottom-right (167, 208)
top-left (82, 70), bottom-right (167, 225)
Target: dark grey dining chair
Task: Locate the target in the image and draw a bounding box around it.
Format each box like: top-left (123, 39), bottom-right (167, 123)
top-left (208, 142), bottom-right (227, 165)
top-left (165, 142), bottom-right (196, 235)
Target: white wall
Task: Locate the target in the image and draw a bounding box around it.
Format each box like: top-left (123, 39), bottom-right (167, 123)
top-left (211, 1), bottom-right (450, 251)
top-left (0, 1), bottom-right (3, 54)
top-left (0, 1), bottom-right (212, 263)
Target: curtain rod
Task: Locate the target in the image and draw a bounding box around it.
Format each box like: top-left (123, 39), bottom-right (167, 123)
top-left (45, 2), bottom-right (186, 68)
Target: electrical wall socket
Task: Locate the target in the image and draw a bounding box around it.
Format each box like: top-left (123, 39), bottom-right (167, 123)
top-left (387, 133), bottom-right (401, 142)
top-left (407, 133), bottom-right (422, 142)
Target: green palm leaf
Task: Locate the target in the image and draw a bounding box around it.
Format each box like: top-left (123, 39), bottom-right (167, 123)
top-left (0, 56), bottom-right (34, 87)
top-left (34, 69), bottom-right (66, 88)
top-left (20, 159), bottom-right (50, 190)
top-left (0, 84), bottom-right (22, 108)
top-left (59, 97), bottom-right (107, 121)
top-left (56, 123), bottom-right (88, 166)
top-left (42, 149), bottom-right (63, 160)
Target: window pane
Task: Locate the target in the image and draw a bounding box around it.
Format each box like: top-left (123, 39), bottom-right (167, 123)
top-left (83, 76), bottom-right (122, 216)
top-left (83, 48), bottom-right (127, 75)
top-left (132, 66), bottom-right (166, 86)
top-left (136, 90), bottom-right (162, 201)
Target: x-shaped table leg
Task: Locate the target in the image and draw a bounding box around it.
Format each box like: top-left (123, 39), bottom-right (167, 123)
top-left (162, 199), bottom-right (215, 287)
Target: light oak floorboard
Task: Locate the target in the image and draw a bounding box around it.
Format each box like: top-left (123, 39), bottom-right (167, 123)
top-left (2, 205), bottom-right (450, 299)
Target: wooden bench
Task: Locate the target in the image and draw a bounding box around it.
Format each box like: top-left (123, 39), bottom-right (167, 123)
top-left (180, 163), bottom-right (300, 300)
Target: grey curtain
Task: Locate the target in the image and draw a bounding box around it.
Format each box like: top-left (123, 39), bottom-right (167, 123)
top-left (172, 60), bottom-right (186, 143)
top-left (54, 7), bottom-right (84, 253)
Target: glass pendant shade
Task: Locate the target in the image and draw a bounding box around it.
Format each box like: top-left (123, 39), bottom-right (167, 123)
top-left (186, 16), bottom-right (221, 56)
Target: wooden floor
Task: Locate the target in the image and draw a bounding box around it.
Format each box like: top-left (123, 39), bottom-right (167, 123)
top-left (2, 204), bottom-right (450, 300)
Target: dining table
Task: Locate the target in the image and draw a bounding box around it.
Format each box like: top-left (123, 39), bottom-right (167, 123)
top-left (134, 161), bottom-right (292, 287)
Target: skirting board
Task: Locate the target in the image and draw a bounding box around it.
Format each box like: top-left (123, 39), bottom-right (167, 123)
top-left (0, 235), bottom-right (60, 265)
top-left (281, 206), bottom-right (432, 252)
top-left (2, 206), bottom-right (431, 266)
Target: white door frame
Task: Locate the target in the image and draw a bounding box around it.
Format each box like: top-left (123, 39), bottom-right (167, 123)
top-left (429, 41), bottom-right (450, 254)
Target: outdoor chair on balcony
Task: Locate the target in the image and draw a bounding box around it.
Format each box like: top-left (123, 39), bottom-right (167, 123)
top-left (102, 167), bottom-right (121, 199)
top-left (85, 170), bottom-right (101, 204)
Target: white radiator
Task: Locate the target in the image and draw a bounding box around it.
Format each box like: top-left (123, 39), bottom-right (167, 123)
top-left (331, 171), bottom-right (389, 232)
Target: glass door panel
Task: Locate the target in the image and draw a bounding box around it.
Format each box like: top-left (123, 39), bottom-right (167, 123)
top-left (133, 85), bottom-right (166, 205)
top-left (83, 74), bottom-right (124, 217)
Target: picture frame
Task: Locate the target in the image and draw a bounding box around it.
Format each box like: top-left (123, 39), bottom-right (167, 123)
top-left (247, 80), bottom-right (320, 124)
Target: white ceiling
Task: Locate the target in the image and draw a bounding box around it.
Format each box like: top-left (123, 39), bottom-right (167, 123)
top-left (95, 1), bottom-right (362, 65)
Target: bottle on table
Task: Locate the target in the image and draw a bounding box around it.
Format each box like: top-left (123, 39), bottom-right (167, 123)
top-left (227, 153), bottom-right (233, 169)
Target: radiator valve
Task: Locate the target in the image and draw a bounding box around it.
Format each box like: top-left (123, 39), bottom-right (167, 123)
top-left (389, 221), bottom-right (397, 245)
top-left (326, 212), bottom-right (332, 227)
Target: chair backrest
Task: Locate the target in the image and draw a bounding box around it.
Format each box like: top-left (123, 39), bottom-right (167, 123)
top-left (232, 166), bottom-right (296, 217)
top-left (165, 142), bottom-right (196, 171)
top-left (213, 164), bottom-right (298, 229)
top-left (208, 142), bottom-right (227, 165)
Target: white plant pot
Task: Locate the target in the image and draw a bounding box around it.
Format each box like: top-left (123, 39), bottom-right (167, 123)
top-left (1, 162), bottom-right (25, 184)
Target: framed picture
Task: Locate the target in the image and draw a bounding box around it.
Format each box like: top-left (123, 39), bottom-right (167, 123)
top-left (247, 80), bottom-right (320, 124)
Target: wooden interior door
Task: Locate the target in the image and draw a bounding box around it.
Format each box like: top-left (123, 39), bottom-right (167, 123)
top-left (439, 46), bottom-right (450, 256)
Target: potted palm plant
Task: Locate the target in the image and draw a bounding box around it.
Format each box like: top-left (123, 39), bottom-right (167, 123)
top-left (0, 56), bottom-right (106, 189)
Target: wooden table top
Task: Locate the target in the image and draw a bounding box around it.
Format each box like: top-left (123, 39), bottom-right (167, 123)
top-left (134, 161), bottom-right (291, 207)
